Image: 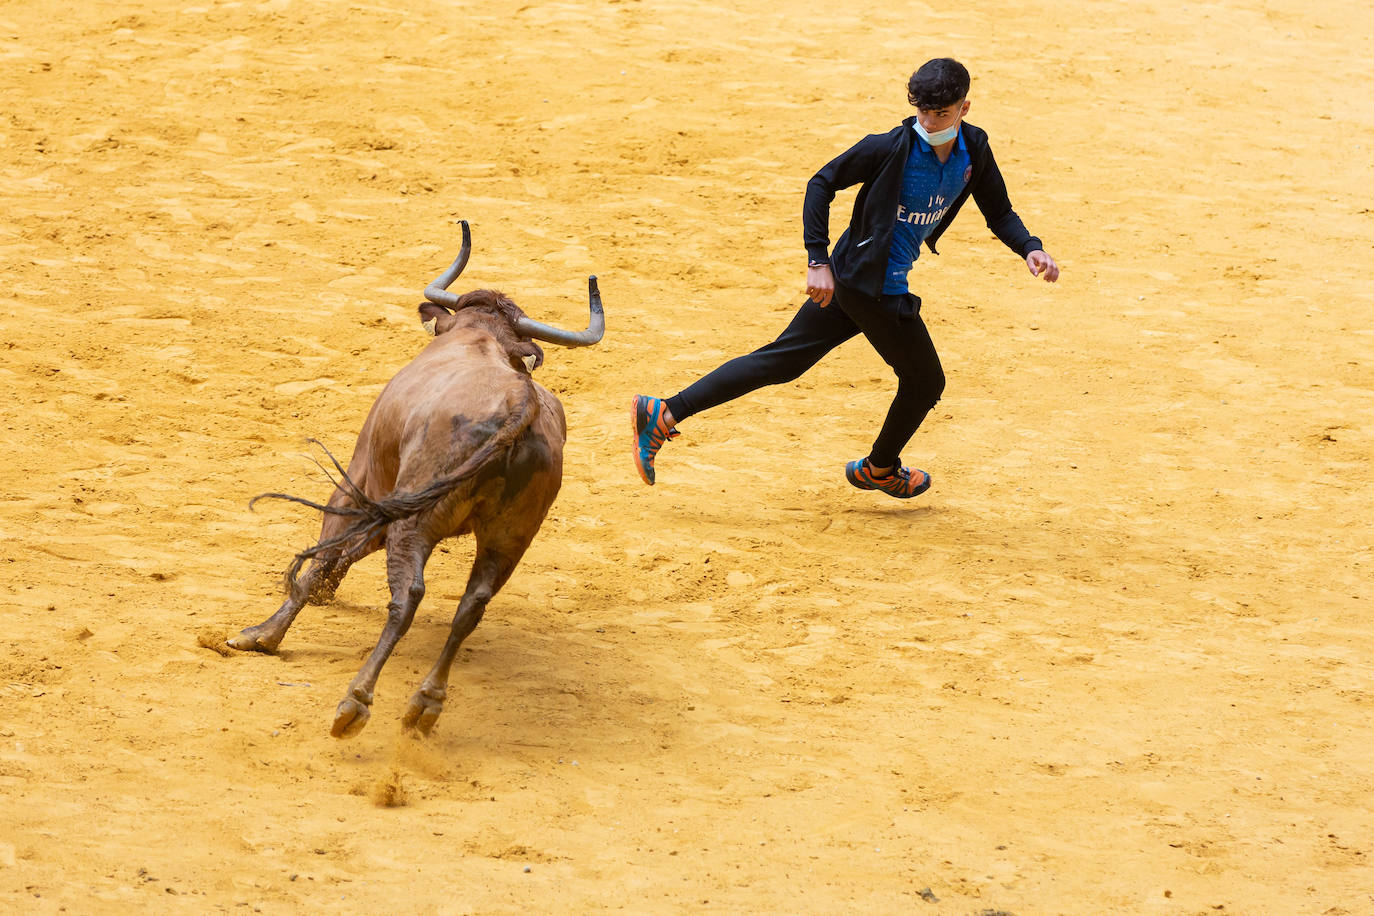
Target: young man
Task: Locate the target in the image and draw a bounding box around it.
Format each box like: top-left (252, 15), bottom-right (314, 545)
top-left (632, 58), bottom-right (1059, 499)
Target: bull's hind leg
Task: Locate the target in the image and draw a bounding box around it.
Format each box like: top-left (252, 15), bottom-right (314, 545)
top-left (402, 539), bottom-right (527, 735)
top-left (331, 524), bottom-right (434, 738)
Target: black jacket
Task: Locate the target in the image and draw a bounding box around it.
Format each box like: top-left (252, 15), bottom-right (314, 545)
top-left (803, 117), bottom-right (1042, 299)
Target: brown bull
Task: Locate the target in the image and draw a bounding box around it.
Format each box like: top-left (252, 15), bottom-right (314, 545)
top-left (229, 222), bottom-right (604, 738)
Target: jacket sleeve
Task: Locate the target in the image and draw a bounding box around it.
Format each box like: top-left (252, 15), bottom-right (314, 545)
top-left (971, 145), bottom-right (1042, 258)
top-left (803, 133), bottom-right (889, 264)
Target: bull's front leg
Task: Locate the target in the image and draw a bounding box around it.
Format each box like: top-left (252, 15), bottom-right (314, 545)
top-left (231, 482), bottom-right (382, 652)
top-left (332, 528), bottom-right (433, 738)
top-left (229, 528), bottom-right (379, 652)
top-left (227, 595), bottom-right (303, 654)
top-left (228, 553), bottom-right (347, 653)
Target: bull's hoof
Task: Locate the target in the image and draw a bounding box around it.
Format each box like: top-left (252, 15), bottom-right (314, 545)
top-left (226, 626), bottom-right (281, 654)
top-left (331, 696), bottom-right (371, 738)
top-left (401, 691), bottom-right (445, 736)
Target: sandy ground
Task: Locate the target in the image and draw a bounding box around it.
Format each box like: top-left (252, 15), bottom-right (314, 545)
top-left (2, 0), bottom-right (1373, 912)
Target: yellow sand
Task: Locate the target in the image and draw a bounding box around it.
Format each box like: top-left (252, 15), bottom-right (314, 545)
top-left (2, 0), bottom-right (1372, 912)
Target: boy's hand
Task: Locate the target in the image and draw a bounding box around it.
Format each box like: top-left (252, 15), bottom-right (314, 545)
top-left (806, 263), bottom-right (835, 307)
top-left (1027, 250), bottom-right (1060, 283)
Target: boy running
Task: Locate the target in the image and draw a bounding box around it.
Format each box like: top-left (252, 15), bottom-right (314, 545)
top-left (633, 58), bottom-right (1059, 498)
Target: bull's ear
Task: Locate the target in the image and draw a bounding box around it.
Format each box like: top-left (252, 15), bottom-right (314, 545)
top-left (418, 302), bottom-right (456, 336)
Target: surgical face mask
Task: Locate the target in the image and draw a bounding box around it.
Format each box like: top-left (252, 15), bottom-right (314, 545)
top-left (914, 120), bottom-right (959, 147)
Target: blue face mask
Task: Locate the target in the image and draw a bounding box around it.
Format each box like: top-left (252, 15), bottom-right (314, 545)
top-left (914, 120), bottom-right (959, 147)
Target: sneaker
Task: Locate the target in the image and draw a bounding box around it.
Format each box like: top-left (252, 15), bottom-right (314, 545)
top-left (632, 395), bottom-right (679, 485)
top-left (844, 458), bottom-right (931, 499)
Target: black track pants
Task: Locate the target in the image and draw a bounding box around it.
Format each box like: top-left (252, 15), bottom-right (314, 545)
top-left (664, 283), bottom-right (946, 469)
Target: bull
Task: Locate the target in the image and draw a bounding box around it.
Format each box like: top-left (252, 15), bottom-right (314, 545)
top-left (228, 222), bottom-right (604, 738)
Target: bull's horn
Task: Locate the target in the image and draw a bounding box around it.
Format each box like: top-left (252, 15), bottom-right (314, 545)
top-left (514, 276), bottom-right (605, 348)
top-left (422, 219), bottom-right (472, 309)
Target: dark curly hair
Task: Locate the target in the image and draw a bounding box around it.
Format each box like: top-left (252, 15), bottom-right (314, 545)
top-left (907, 58), bottom-right (970, 109)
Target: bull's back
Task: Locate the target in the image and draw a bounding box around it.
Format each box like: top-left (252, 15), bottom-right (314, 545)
top-left (370, 335), bottom-right (561, 496)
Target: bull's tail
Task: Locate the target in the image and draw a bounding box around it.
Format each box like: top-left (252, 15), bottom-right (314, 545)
top-left (254, 383), bottom-right (541, 599)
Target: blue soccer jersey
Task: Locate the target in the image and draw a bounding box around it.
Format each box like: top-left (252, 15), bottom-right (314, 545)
top-left (882, 127), bottom-right (972, 295)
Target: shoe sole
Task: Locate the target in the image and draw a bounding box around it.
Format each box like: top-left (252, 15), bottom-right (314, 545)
top-left (631, 395), bottom-right (655, 486)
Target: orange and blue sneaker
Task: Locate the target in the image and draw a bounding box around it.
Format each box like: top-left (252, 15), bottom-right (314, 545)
top-left (845, 458), bottom-right (931, 499)
top-left (632, 395), bottom-right (679, 485)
